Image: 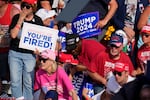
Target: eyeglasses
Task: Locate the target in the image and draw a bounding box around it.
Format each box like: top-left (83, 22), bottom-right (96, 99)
top-left (21, 2), bottom-right (32, 9)
top-left (39, 57), bottom-right (49, 63)
top-left (110, 44), bottom-right (120, 48)
top-left (113, 71), bottom-right (122, 76)
top-left (142, 33), bottom-right (150, 38)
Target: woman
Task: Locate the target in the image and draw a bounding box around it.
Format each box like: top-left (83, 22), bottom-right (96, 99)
top-left (8, 0), bottom-right (43, 99)
top-left (34, 49), bottom-right (78, 100)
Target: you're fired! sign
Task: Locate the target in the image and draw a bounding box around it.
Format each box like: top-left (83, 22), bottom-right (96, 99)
top-left (19, 22), bottom-right (58, 52)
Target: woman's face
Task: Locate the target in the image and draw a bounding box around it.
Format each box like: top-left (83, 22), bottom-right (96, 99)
top-left (40, 58), bottom-right (54, 71)
top-left (21, 2), bottom-right (33, 14)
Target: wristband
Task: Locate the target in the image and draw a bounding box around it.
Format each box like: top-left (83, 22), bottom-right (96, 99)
top-left (15, 24), bottom-right (21, 29)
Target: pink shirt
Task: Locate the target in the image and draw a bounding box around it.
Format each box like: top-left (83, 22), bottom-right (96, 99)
top-left (34, 67), bottom-right (74, 100)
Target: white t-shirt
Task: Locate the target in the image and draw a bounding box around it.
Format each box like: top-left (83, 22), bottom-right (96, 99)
top-left (106, 75), bottom-right (135, 94)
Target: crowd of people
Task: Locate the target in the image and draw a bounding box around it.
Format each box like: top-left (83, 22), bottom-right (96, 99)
top-left (0, 0), bottom-right (150, 100)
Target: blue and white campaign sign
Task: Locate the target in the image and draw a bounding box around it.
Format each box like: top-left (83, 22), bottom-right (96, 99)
top-left (19, 22), bottom-right (59, 52)
top-left (72, 11), bottom-right (101, 38)
top-left (58, 31), bottom-right (66, 52)
top-left (72, 71), bottom-right (86, 99)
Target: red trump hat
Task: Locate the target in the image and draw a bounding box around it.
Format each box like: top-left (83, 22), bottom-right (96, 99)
top-left (113, 63), bottom-right (129, 72)
top-left (22, 0), bottom-right (37, 4)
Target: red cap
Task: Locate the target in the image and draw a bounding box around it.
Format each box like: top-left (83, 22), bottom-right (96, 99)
top-left (22, 0), bottom-right (37, 4)
top-left (113, 63), bottom-right (129, 72)
top-left (59, 52), bottom-right (78, 65)
top-left (140, 25), bottom-right (150, 34)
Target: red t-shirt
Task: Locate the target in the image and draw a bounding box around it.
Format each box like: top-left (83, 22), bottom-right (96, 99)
top-left (0, 4), bottom-right (12, 25)
top-left (137, 45), bottom-right (150, 66)
top-left (89, 50), bottom-right (134, 78)
top-left (0, 4), bottom-right (12, 52)
top-left (78, 39), bottom-right (106, 68)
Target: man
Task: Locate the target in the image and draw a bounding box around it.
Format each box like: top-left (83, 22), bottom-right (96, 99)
top-left (88, 33), bottom-right (134, 94)
top-left (137, 25), bottom-right (150, 75)
top-left (106, 63), bottom-right (135, 94)
top-left (101, 63), bottom-right (135, 100)
top-left (112, 0), bottom-right (149, 68)
top-left (111, 74), bottom-right (150, 100)
top-left (66, 33), bottom-right (106, 71)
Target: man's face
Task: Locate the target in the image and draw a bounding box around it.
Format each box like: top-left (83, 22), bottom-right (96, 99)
top-left (0, 0), bottom-right (5, 7)
top-left (113, 70), bottom-right (128, 85)
top-left (109, 44), bottom-right (123, 57)
top-left (71, 42), bottom-right (81, 58)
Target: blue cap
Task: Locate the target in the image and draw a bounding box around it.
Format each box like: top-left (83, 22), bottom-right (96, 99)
top-left (109, 33), bottom-right (123, 47)
top-left (45, 90), bottom-right (58, 100)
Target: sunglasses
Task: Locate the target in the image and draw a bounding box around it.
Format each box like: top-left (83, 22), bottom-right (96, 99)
top-left (113, 71), bottom-right (122, 76)
top-left (21, 2), bottom-right (32, 9)
top-left (39, 57), bottom-right (49, 63)
top-left (142, 33), bottom-right (150, 38)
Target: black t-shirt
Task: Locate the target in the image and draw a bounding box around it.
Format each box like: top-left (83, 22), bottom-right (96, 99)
top-left (9, 14), bottom-right (43, 54)
top-left (79, 0), bottom-right (110, 19)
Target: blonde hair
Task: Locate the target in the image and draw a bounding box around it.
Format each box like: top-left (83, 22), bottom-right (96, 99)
top-left (31, 4), bottom-right (37, 13)
top-left (51, 60), bottom-right (57, 73)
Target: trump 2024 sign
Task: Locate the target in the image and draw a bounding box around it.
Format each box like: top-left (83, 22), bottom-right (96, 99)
top-left (19, 22), bottom-right (58, 52)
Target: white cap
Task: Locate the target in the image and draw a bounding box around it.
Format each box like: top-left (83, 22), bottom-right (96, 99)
top-left (36, 8), bottom-right (56, 21)
top-left (115, 30), bottom-right (128, 46)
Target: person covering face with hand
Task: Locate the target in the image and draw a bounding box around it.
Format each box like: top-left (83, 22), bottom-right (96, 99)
top-left (8, 0), bottom-right (43, 99)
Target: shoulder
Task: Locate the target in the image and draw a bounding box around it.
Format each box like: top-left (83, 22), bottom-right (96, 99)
top-left (10, 4), bottom-right (20, 18)
top-left (33, 15), bottom-right (44, 25)
top-left (57, 66), bottom-right (65, 72)
top-left (120, 52), bottom-right (130, 57)
top-left (36, 68), bottom-right (47, 76)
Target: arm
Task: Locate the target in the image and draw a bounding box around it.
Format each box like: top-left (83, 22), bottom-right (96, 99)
top-left (82, 88), bottom-right (93, 100)
top-left (69, 89), bottom-right (78, 100)
top-left (76, 64), bottom-right (87, 71)
top-left (88, 71), bottom-right (107, 86)
top-left (137, 6), bottom-right (150, 30)
top-left (10, 4), bottom-right (20, 19)
top-left (10, 6), bottom-right (31, 38)
top-left (95, 0), bottom-right (118, 28)
top-left (123, 27), bottom-right (135, 41)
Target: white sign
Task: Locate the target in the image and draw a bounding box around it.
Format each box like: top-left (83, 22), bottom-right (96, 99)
top-left (19, 22), bottom-right (58, 52)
